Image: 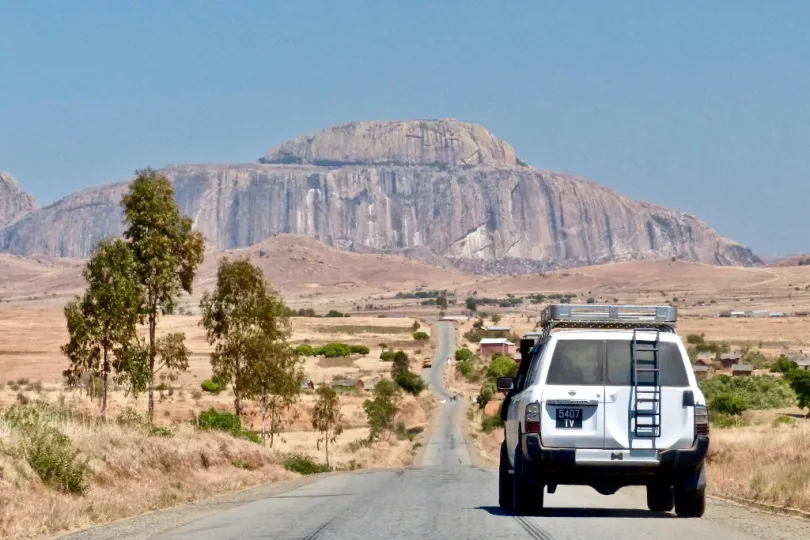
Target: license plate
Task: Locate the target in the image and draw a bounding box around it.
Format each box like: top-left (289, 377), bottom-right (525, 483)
top-left (556, 408), bottom-right (583, 428)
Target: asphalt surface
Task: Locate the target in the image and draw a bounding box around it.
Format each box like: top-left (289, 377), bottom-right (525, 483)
top-left (60, 321), bottom-right (810, 540)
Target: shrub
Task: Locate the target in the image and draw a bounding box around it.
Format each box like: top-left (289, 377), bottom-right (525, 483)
top-left (771, 356), bottom-right (799, 374)
top-left (486, 354), bottom-right (518, 379)
top-left (155, 382), bottom-right (169, 392)
top-left (282, 453), bottom-right (332, 475)
top-left (456, 357), bottom-right (475, 378)
top-left (350, 345), bottom-right (370, 355)
top-left (699, 375), bottom-right (795, 409)
top-left (196, 408), bottom-right (259, 443)
top-left (455, 347), bottom-right (474, 362)
top-left (201, 378), bottom-right (226, 394)
top-left (320, 343), bottom-right (353, 358)
top-left (326, 310), bottom-right (346, 318)
top-left (394, 370), bottom-right (426, 396)
top-left (481, 413), bottom-right (504, 433)
top-left (413, 331), bottom-right (430, 341)
top-left (710, 393), bottom-right (747, 416)
top-left (2, 403), bottom-right (90, 494)
top-left (380, 350), bottom-right (396, 361)
top-left (294, 344), bottom-right (317, 356)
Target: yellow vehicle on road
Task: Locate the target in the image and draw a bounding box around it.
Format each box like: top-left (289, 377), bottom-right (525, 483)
top-left (422, 358), bottom-right (432, 368)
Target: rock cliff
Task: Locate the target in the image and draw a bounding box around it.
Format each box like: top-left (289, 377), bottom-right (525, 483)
top-left (0, 120), bottom-right (761, 271)
top-left (0, 172), bottom-right (36, 227)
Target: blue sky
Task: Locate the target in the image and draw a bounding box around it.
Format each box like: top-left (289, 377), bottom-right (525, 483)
top-left (2, 0), bottom-right (808, 255)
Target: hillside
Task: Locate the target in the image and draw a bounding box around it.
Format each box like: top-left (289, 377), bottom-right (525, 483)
top-left (0, 119), bottom-right (761, 272)
top-left (0, 172), bottom-right (36, 227)
top-left (0, 234), bottom-right (466, 305)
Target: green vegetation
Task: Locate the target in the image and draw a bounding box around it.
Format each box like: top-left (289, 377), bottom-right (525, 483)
top-left (2, 403), bottom-right (91, 494)
top-left (477, 353), bottom-right (518, 410)
top-left (699, 375), bottom-right (795, 410)
top-left (413, 331), bottom-right (430, 340)
top-left (311, 385), bottom-right (344, 466)
top-left (481, 412), bottom-right (504, 433)
top-left (294, 343), bottom-right (370, 357)
top-left (61, 238), bottom-right (143, 419)
top-left (200, 257), bottom-right (296, 419)
top-left (455, 347), bottom-right (477, 379)
top-left (122, 168), bottom-right (205, 419)
top-left (390, 351), bottom-right (426, 395)
top-left (195, 408), bottom-right (260, 443)
top-left (282, 453), bottom-right (332, 475)
top-left (201, 377), bottom-right (226, 394)
top-left (363, 380), bottom-right (401, 441)
top-left (326, 310), bottom-right (348, 318)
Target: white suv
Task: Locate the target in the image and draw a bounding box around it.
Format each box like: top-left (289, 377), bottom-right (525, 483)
top-left (498, 304), bottom-right (709, 518)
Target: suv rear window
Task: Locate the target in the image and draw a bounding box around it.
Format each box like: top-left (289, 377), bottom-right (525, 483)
top-left (544, 339), bottom-right (689, 387)
top-left (606, 340), bottom-right (689, 387)
top-left (546, 340), bottom-right (604, 386)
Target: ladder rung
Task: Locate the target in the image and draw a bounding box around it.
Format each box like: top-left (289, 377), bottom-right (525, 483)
top-left (635, 367), bottom-right (660, 372)
top-left (635, 411), bottom-right (659, 416)
top-left (636, 398), bottom-right (659, 402)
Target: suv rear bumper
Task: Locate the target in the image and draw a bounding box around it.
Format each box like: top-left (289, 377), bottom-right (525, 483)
top-left (521, 434), bottom-right (709, 486)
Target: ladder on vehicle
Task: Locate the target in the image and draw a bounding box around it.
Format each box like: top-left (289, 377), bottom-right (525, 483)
top-left (632, 328), bottom-right (662, 439)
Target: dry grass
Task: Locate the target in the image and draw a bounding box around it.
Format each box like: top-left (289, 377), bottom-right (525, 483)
top-left (0, 409), bottom-right (295, 539)
top-left (708, 420), bottom-right (810, 511)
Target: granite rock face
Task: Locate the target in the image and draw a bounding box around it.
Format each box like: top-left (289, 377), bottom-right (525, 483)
top-left (0, 120), bottom-right (761, 271)
top-left (0, 172), bottom-right (36, 227)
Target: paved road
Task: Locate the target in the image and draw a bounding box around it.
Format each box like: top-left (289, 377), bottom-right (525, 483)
top-left (63, 321), bottom-right (810, 540)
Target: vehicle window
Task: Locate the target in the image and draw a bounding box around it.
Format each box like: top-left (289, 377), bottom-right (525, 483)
top-left (545, 339), bottom-right (604, 386)
top-left (605, 340), bottom-right (689, 387)
top-left (525, 343), bottom-right (546, 385)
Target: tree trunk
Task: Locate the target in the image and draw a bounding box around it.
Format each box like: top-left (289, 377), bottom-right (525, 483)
top-left (101, 346), bottom-right (109, 419)
top-left (268, 398), bottom-right (275, 448)
top-left (325, 430), bottom-right (329, 467)
top-left (147, 310), bottom-right (156, 421)
top-left (260, 393), bottom-right (268, 444)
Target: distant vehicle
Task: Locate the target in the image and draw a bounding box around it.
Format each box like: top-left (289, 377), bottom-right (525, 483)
top-left (499, 304), bottom-right (709, 518)
top-left (422, 359), bottom-right (432, 368)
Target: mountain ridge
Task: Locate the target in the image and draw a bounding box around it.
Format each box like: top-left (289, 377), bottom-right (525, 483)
top-left (0, 119), bottom-right (762, 272)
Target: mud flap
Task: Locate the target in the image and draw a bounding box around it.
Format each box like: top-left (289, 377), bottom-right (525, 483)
top-left (677, 462), bottom-right (706, 491)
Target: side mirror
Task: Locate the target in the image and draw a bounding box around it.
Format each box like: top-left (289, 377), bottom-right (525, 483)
top-left (496, 377), bottom-right (515, 392)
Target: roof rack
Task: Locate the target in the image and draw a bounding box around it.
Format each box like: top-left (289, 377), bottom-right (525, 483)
top-left (532, 304), bottom-right (677, 339)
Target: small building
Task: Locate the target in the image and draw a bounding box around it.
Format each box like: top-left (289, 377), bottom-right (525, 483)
top-left (694, 352), bottom-right (714, 366)
top-left (719, 353), bottom-right (741, 369)
top-left (478, 338), bottom-right (516, 357)
top-left (787, 351), bottom-right (810, 371)
top-left (731, 364), bottom-right (754, 377)
top-left (332, 378), bottom-right (365, 390)
top-left (718, 311), bottom-right (732, 318)
top-left (750, 310), bottom-right (769, 318)
top-left (793, 311), bottom-right (809, 317)
top-left (485, 325), bottom-right (512, 332)
top-left (769, 312), bottom-right (786, 318)
top-left (730, 311), bottom-right (747, 318)
top-left (692, 365), bottom-right (710, 380)
top-left (439, 315), bottom-right (468, 322)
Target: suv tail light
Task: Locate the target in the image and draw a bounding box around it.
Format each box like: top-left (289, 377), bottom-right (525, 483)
top-left (525, 402), bottom-right (541, 433)
top-left (695, 404), bottom-right (709, 436)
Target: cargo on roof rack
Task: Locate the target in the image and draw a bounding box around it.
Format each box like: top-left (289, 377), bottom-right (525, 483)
top-left (535, 304), bottom-right (677, 335)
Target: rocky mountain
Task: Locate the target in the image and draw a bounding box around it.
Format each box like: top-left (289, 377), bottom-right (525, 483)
top-left (0, 119), bottom-right (761, 272)
top-left (0, 172), bottom-right (36, 227)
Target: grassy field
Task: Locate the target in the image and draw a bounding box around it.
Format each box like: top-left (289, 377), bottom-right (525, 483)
top-left (0, 309), bottom-right (436, 538)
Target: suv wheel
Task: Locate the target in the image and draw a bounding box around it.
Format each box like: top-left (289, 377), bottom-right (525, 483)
top-left (674, 489), bottom-right (705, 518)
top-left (512, 444), bottom-right (543, 516)
top-left (498, 441), bottom-right (513, 510)
top-left (646, 484), bottom-right (674, 512)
